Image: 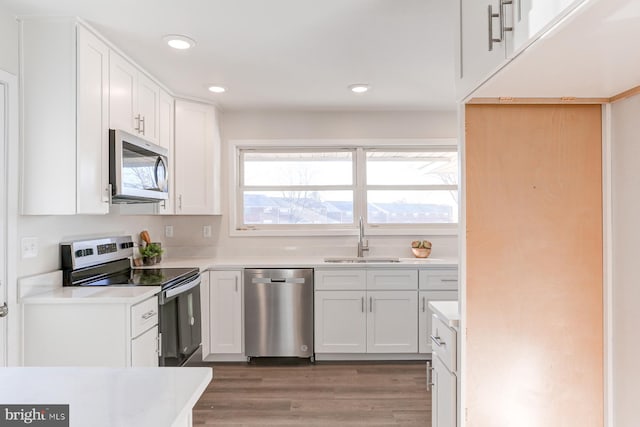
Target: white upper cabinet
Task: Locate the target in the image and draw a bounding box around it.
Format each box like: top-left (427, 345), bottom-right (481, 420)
top-left (157, 89), bottom-right (175, 215)
top-left (457, 0), bottom-right (588, 100)
top-left (109, 51), bottom-right (160, 144)
top-left (21, 18), bottom-right (109, 215)
top-left (174, 100), bottom-right (222, 215)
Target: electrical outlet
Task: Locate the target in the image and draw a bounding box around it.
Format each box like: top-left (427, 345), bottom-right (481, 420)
top-left (21, 237), bottom-right (39, 259)
top-left (203, 225), bottom-right (212, 238)
top-left (165, 225), bottom-right (174, 238)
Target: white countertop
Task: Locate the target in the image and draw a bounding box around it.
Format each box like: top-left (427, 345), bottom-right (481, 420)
top-left (0, 367), bottom-right (212, 427)
top-left (150, 256), bottom-right (459, 270)
top-left (21, 286), bottom-right (160, 304)
top-left (429, 300), bottom-right (460, 328)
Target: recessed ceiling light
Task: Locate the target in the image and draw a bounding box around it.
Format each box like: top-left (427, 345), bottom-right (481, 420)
top-left (348, 84), bottom-right (371, 94)
top-left (163, 34), bottom-right (196, 50)
top-left (208, 86), bottom-right (227, 93)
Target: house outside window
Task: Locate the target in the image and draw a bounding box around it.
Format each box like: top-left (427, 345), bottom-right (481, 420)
top-left (232, 139), bottom-right (458, 236)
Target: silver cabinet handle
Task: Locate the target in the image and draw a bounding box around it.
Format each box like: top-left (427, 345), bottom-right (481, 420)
top-left (500, 0), bottom-right (513, 41)
top-left (369, 297), bottom-right (373, 313)
top-left (422, 297), bottom-right (426, 313)
top-left (157, 332), bottom-right (162, 356)
top-left (235, 276), bottom-right (238, 292)
top-left (361, 297), bottom-right (365, 313)
top-left (142, 310), bottom-right (156, 320)
top-left (488, 4), bottom-right (501, 51)
top-left (140, 115), bottom-right (146, 135)
top-left (426, 361), bottom-right (433, 391)
top-left (134, 114), bottom-right (141, 132)
top-left (430, 335), bottom-right (445, 347)
top-left (178, 194), bottom-right (182, 210)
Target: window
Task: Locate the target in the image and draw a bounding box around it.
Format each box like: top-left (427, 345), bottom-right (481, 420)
top-left (233, 141), bottom-right (458, 235)
top-left (365, 150), bottom-right (458, 225)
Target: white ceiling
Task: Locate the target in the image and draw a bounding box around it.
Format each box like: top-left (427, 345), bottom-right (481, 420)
top-left (1, 0), bottom-right (457, 111)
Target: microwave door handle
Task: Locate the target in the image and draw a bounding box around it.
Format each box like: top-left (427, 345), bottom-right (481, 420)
top-left (154, 156), bottom-right (167, 191)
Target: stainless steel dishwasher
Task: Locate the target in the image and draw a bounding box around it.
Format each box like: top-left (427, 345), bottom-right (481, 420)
top-left (244, 268), bottom-right (314, 361)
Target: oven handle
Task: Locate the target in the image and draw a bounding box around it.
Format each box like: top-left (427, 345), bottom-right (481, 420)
top-left (163, 275), bottom-right (201, 301)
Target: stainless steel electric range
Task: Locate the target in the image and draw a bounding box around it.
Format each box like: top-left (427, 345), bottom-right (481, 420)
top-left (61, 235), bottom-right (202, 367)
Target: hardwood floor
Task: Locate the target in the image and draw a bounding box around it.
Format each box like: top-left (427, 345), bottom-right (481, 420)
top-left (193, 361), bottom-right (431, 426)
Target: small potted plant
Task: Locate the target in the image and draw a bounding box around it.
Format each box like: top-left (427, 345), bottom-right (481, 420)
top-left (139, 242), bottom-right (163, 266)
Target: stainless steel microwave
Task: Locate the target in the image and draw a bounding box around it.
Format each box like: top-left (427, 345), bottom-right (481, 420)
top-left (109, 129), bottom-right (169, 203)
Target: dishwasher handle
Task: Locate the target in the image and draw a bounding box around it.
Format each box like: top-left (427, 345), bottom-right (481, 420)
top-left (251, 277), bottom-right (306, 284)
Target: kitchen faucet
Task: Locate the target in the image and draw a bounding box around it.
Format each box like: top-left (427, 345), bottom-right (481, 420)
top-left (357, 216), bottom-right (369, 257)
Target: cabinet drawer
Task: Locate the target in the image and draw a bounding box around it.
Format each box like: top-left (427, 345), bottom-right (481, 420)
top-left (131, 296), bottom-right (159, 338)
top-left (419, 269), bottom-right (458, 290)
top-left (315, 270), bottom-right (366, 290)
top-left (431, 314), bottom-right (456, 371)
top-left (366, 269), bottom-right (417, 290)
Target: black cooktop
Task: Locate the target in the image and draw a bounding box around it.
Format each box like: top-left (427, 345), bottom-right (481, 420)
top-left (63, 258), bottom-right (198, 289)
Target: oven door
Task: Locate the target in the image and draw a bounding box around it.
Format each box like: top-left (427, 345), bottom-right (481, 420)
top-left (159, 275), bottom-right (202, 366)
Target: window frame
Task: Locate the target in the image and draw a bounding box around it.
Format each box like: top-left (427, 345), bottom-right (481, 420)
top-left (230, 139), bottom-right (459, 237)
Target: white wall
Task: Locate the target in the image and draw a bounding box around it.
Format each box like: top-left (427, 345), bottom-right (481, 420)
top-left (0, 4), bottom-right (18, 75)
top-left (18, 213), bottom-right (165, 278)
top-left (161, 110), bottom-right (459, 259)
top-left (611, 95), bottom-right (640, 427)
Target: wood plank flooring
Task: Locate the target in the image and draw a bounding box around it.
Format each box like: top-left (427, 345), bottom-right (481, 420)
top-left (193, 361), bottom-right (430, 426)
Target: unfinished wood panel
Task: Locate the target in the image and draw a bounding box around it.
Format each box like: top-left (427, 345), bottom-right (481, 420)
top-left (193, 362), bottom-right (429, 426)
top-left (465, 104), bottom-right (603, 427)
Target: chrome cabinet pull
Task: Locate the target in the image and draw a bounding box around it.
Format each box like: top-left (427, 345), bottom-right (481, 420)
top-left (369, 297), bottom-right (373, 313)
top-left (488, 4), bottom-right (501, 51)
top-left (134, 114), bottom-right (141, 132)
top-left (142, 310), bottom-right (156, 320)
top-left (235, 276), bottom-right (238, 292)
top-left (430, 335), bottom-right (445, 347)
top-left (500, 0), bottom-right (513, 41)
top-left (426, 361), bottom-right (434, 391)
top-left (178, 194), bottom-right (182, 210)
top-left (422, 297), bottom-right (426, 313)
top-left (361, 297), bottom-right (365, 313)
top-left (157, 332), bottom-right (162, 356)
top-left (140, 115), bottom-right (146, 135)
top-left (441, 279), bottom-right (457, 282)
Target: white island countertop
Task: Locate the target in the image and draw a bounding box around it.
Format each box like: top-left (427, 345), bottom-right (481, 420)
top-left (21, 285), bottom-right (160, 304)
top-left (429, 300), bottom-right (460, 328)
top-left (0, 367), bottom-right (212, 427)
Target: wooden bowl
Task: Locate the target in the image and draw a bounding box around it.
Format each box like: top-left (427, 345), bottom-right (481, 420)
top-left (411, 248), bottom-right (431, 258)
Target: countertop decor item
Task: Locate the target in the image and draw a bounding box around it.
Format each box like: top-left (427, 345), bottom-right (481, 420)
top-left (139, 242), bottom-right (163, 265)
top-left (411, 240), bottom-right (432, 258)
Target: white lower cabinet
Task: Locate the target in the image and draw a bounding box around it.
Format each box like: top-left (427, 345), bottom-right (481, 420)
top-left (131, 325), bottom-right (160, 367)
top-left (432, 354), bottom-right (457, 427)
top-left (367, 291), bottom-right (418, 353)
top-left (418, 290), bottom-right (458, 353)
top-left (314, 269), bottom-right (419, 355)
top-left (208, 270), bottom-right (243, 355)
top-left (314, 291), bottom-right (367, 353)
top-left (23, 295), bottom-right (159, 367)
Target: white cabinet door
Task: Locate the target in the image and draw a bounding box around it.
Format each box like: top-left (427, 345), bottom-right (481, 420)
top-left (366, 291), bottom-right (418, 353)
top-left (131, 325), bottom-right (159, 367)
top-left (109, 51), bottom-right (137, 134)
top-left (210, 271), bottom-right (243, 354)
top-left (157, 89), bottom-right (175, 215)
top-left (366, 269), bottom-right (418, 291)
top-left (314, 291), bottom-right (367, 353)
top-left (137, 72), bottom-right (160, 144)
top-left (419, 291), bottom-right (458, 354)
top-left (174, 100), bottom-right (221, 214)
top-left (432, 355), bottom-right (457, 427)
top-left (315, 269), bottom-right (366, 290)
top-left (457, 0), bottom-right (508, 99)
top-left (76, 25), bottom-right (109, 214)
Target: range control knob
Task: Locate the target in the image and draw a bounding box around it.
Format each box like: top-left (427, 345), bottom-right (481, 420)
top-left (75, 249), bottom-right (84, 257)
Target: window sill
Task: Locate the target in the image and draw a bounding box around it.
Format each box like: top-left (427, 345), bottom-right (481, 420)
top-left (230, 225), bottom-right (459, 237)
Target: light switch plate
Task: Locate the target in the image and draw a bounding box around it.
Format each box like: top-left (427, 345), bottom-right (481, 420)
top-left (203, 225), bottom-right (212, 238)
top-left (21, 237), bottom-right (38, 259)
top-left (165, 225), bottom-right (174, 238)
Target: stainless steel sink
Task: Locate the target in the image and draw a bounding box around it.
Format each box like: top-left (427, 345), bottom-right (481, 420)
top-left (323, 257), bottom-right (400, 263)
